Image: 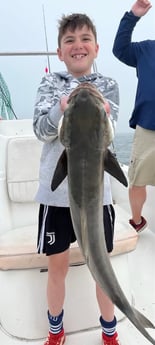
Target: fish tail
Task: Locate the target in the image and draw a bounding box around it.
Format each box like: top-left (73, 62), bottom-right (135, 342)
top-left (129, 307), bottom-right (155, 344)
top-left (133, 307), bottom-right (155, 329)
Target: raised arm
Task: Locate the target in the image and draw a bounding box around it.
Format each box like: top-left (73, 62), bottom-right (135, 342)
top-left (112, 0), bottom-right (152, 67)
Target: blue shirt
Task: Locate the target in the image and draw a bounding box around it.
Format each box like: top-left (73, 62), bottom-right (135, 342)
top-left (113, 11), bottom-right (155, 130)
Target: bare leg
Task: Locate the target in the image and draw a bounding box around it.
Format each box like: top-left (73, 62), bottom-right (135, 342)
top-left (96, 283), bottom-right (114, 321)
top-left (129, 185), bottom-right (146, 223)
top-left (47, 249), bottom-right (70, 316)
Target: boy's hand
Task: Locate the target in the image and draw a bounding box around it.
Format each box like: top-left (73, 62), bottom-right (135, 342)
top-left (131, 0), bottom-right (152, 17)
top-left (60, 95), bottom-right (110, 117)
top-left (60, 96), bottom-right (69, 112)
top-left (104, 101), bottom-right (110, 116)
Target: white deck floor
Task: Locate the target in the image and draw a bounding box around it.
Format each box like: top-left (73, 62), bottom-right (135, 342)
top-left (0, 228), bottom-right (155, 345)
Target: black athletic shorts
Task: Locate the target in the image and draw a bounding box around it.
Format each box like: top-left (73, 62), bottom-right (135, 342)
top-left (37, 204), bottom-right (115, 256)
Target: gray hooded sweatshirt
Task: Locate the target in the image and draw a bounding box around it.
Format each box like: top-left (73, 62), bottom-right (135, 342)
top-left (33, 71), bottom-right (119, 207)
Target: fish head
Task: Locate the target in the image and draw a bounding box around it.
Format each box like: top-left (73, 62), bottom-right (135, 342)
top-left (52, 82), bottom-right (127, 191)
top-left (59, 83), bottom-right (114, 152)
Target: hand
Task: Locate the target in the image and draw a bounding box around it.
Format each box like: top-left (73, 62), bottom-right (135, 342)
top-left (104, 101), bottom-right (110, 116)
top-left (131, 0), bottom-right (152, 17)
top-left (60, 96), bottom-right (69, 112)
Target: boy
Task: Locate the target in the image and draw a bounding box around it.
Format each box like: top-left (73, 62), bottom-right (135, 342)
top-left (113, 0), bottom-right (154, 233)
top-left (33, 13), bottom-right (120, 345)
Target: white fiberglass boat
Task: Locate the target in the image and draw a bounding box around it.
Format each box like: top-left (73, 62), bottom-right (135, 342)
top-left (0, 52), bottom-right (155, 345)
top-left (0, 118), bottom-right (155, 345)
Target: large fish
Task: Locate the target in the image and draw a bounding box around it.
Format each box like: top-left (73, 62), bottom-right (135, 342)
top-left (51, 83), bottom-right (155, 344)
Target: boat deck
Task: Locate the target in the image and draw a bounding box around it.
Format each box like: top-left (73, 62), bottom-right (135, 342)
top-left (0, 228), bottom-right (155, 345)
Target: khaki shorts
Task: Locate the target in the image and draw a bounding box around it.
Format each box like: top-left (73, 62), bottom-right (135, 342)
top-left (128, 125), bottom-right (155, 187)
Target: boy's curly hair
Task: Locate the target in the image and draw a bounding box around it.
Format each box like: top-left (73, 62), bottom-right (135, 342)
top-left (58, 13), bottom-right (97, 47)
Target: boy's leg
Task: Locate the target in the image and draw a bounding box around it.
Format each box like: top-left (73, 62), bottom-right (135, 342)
top-left (47, 250), bottom-right (70, 316)
top-left (96, 205), bottom-right (120, 344)
top-left (44, 250), bottom-right (69, 345)
top-left (38, 206), bottom-right (76, 345)
top-left (96, 284), bottom-right (114, 322)
top-left (96, 284), bottom-right (120, 344)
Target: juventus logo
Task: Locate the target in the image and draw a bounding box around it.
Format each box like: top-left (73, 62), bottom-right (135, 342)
top-left (46, 232), bottom-right (55, 245)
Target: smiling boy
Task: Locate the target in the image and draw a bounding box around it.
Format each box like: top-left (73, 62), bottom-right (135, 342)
top-left (33, 13), bottom-right (120, 345)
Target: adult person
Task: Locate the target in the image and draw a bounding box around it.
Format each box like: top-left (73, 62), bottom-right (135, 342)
top-left (113, 0), bottom-right (154, 233)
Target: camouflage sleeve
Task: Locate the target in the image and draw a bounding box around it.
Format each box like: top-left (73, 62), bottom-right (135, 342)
top-left (33, 74), bottom-right (63, 143)
top-left (104, 78), bottom-right (119, 133)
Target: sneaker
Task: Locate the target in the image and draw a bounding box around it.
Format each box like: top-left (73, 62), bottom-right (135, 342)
top-left (102, 332), bottom-right (121, 345)
top-left (129, 216), bottom-right (147, 233)
top-left (44, 329), bottom-right (65, 345)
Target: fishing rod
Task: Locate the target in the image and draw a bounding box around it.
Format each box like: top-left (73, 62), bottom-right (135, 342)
top-left (42, 4), bottom-right (51, 73)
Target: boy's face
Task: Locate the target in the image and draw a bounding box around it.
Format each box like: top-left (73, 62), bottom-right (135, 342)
top-left (57, 25), bottom-right (99, 78)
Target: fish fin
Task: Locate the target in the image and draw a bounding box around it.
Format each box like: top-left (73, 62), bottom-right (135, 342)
top-left (104, 149), bottom-right (128, 187)
top-left (51, 150), bottom-right (67, 191)
top-left (133, 307), bottom-right (155, 329)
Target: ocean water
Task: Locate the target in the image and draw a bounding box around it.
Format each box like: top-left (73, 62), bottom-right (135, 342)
top-left (113, 132), bottom-right (134, 165)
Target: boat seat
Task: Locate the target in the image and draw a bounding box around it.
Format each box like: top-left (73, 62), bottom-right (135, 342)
top-left (0, 122), bottom-right (138, 271)
top-left (6, 136), bottom-right (42, 203)
top-left (0, 204), bottom-right (138, 270)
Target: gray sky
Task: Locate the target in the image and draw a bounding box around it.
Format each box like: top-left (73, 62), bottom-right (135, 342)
top-left (0, 0), bottom-right (154, 132)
